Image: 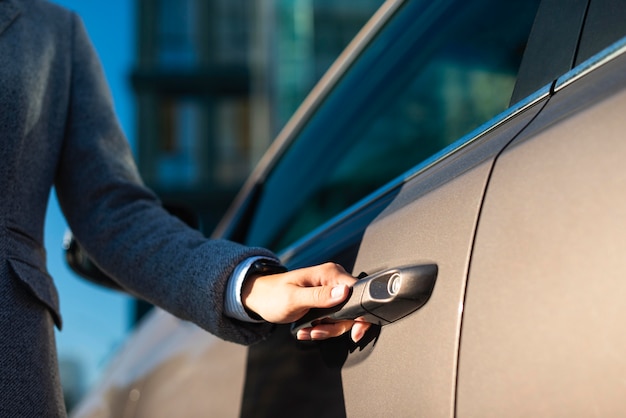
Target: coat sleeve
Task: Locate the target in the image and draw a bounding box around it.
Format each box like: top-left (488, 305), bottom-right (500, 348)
top-left (54, 13), bottom-right (275, 345)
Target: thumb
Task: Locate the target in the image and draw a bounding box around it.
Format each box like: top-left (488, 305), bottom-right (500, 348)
top-left (295, 283), bottom-right (350, 310)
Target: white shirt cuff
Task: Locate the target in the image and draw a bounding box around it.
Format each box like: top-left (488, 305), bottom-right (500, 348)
top-left (224, 256), bottom-right (279, 323)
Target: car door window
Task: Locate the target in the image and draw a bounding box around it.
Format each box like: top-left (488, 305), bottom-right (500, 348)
top-left (244, 0), bottom-right (541, 252)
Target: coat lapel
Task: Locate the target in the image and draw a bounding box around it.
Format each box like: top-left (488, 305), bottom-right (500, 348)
top-left (0, 0), bottom-right (21, 37)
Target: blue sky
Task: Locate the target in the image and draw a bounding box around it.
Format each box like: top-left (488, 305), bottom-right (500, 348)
top-left (47, 0), bottom-right (136, 388)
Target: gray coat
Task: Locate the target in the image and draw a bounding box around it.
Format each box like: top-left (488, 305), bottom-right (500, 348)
top-left (0, 0), bottom-right (274, 415)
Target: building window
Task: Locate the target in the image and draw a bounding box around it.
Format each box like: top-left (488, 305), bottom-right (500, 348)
top-left (157, 0), bottom-right (199, 68)
top-left (156, 98), bottom-right (202, 188)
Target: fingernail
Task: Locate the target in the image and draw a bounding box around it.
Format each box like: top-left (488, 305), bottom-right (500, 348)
top-left (297, 330), bottom-right (312, 341)
top-left (331, 285), bottom-right (346, 300)
top-left (310, 329), bottom-right (329, 340)
top-left (351, 327), bottom-right (365, 343)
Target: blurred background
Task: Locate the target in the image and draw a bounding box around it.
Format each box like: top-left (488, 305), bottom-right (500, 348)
top-left (46, 0), bottom-right (383, 412)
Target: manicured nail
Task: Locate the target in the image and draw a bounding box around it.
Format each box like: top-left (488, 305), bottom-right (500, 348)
top-left (331, 284), bottom-right (346, 300)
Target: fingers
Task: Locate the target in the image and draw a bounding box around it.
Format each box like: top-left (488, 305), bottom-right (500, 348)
top-left (350, 321), bottom-right (371, 342)
top-left (296, 320), bottom-right (354, 341)
top-left (296, 319), bottom-right (372, 343)
top-left (290, 282), bottom-right (350, 311)
top-left (243, 263), bottom-right (354, 322)
top-left (242, 262), bottom-right (371, 334)
top-left (289, 262), bottom-right (356, 288)
top-left (287, 262), bottom-right (355, 311)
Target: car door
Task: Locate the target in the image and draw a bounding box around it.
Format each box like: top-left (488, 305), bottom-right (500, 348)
top-left (457, 41), bottom-right (626, 418)
top-left (216, 0), bottom-right (549, 416)
top-left (456, 0), bottom-right (626, 414)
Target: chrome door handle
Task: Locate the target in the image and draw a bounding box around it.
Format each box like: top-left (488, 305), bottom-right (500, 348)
top-left (291, 264), bottom-right (438, 337)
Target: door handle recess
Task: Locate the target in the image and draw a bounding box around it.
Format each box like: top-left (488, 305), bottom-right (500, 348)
top-left (291, 264), bottom-right (438, 337)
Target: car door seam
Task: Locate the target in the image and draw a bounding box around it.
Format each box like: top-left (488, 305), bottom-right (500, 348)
top-left (452, 95), bottom-right (552, 417)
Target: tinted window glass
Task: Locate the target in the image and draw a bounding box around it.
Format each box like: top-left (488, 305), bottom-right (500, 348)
top-left (246, 0), bottom-right (541, 251)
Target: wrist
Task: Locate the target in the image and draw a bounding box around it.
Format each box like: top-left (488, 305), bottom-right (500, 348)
top-left (242, 260), bottom-right (288, 320)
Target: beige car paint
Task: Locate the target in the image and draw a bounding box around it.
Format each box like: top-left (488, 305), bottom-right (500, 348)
top-left (340, 96), bottom-right (546, 417)
top-left (457, 47), bottom-right (626, 417)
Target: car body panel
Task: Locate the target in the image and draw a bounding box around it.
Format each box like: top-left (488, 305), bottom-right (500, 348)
top-left (339, 98), bottom-right (545, 417)
top-left (457, 43), bottom-right (626, 417)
